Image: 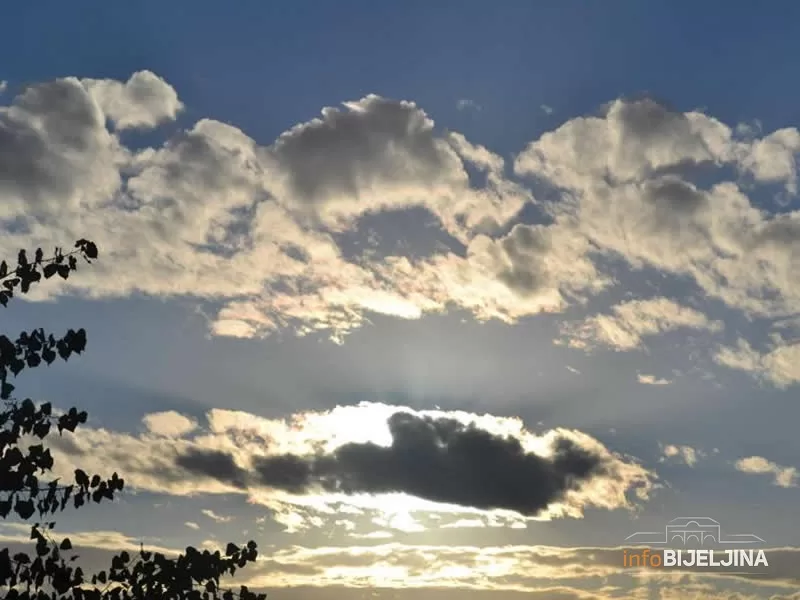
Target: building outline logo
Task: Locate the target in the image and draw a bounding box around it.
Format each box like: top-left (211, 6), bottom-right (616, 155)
top-left (624, 517), bottom-right (765, 546)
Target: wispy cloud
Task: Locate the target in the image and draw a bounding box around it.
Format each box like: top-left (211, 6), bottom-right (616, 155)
top-left (4, 524), bottom-right (796, 596)
top-left (637, 374), bottom-right (672, 385)
top-left (735, 455), bottom-right (798, 488)
top-left (202, 509), bottom-right (234, 523)
top-left (560, 298), bottom-right (723, 352)
top-left (660, 443), bottom-right (703, 467)
top-left (715, 337), bottom-right (800, 389)
top-left (456, 98), bottom-right (482, 112)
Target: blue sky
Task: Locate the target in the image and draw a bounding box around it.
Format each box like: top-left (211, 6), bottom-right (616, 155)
top-left (2, 3), bottom-right (800, 599)
top-left (8, 1), bottom-right (800, 144)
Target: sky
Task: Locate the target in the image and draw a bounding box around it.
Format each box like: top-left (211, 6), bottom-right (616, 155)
top-left (1, 1), bottom-right (800, 598)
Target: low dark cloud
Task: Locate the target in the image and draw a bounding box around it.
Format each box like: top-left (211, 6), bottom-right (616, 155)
top-left (175, 448), bottom-right (248, 489)
top-left (173, 411), bottom-right (611, 516)
top-left (253, 454), bottom-right (314, 495)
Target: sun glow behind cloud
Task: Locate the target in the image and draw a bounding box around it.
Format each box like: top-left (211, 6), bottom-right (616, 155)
top-left (210, 402), bottom-right (653, 526)
top-left (41, 402), bottom-right (654, 534)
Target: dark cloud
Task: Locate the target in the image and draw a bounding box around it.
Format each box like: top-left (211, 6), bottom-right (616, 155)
top-left (247, 412), bottom-right (609, 516)
top-left (611, 97), bottom-right (688, 144)
top-left (158, 128), bottom-right (249, 193)
top-left (0, 78), bottom-right (106, 212)
top-left (166, 412), bottom-right (612, 515)
top-left (641, 176), bottom-right (711, 239)
top-left (643, 176), bottom-right (708, 216)
top-left (175, 448), bottom-right (248, 489)
top-left (753, 215), bottom-right (800, 249)
top-left (271, 95), bottom-right (453, 207)
top-left (603, 97), bottom-right (716, 181)
top-left (496, 224), bottom-right (551, 296)
top-left (252, 454), bottom-right (314, 495)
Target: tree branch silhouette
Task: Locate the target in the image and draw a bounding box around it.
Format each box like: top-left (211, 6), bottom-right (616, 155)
top-left (0, 241), bottom-right (266, 600)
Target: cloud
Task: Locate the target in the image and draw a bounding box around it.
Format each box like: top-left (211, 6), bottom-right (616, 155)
top-left (142, 410), bottom-right (198, 437)
top-left (44, 403), bottom-right (654, 530)
top-left (350, 531), bottom-right (394, 540)
top-left (739, 128), bottom-right (800, 193)
top-left (637, 374), bottom-right (672, 385)
top-left (514, 98), bottom-right (726, 186)
top-left (560, 298), bottom-right (723, 351)
top-left (266, 94), bottom-right (526, 239)
top-left (1, 72), bottom-right (799, 386)
top-left (174, 447), bottom-right (249, 489)
top-left (540, 104), bottom-right (554, 115)
top-left (714, 337), bottom-right (800, 389)
top-left (2, 523), bottom-right (798, 597)
top-left (247, 411), bottom-right (619, 516)
top-left (515, 99), bottom-right (800, 322)
top-left (242, 543), bottom-right (622, 590)
top-left (235, 543), bottom-right (800, 593)
top-left (0, 76), bottom-right (537, 343)
top-left (456, 99), bottom-right (481, 112)
top-left (0, 524), bottom-right (177, 557)
top-left (446, 131), bottom-right (503, 173)
top-left (202, 509), bottom-right (234, 523)
top-left (194, 406), bottom-right (654, 525)
top-left (735, 456), bottom-right (798, 488)
top-left (374, 219), bottom-right (610, 331)
top-left (0, 75), bottom-right (124, 221)
top-left (660, 444), bottom-right (702, 467)
top-left (81, 70), bottom-right (183, 130)
top-left (440, 518), bottom-right (486, 529)
top-left (185, 521), bottom-right (200, 530)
